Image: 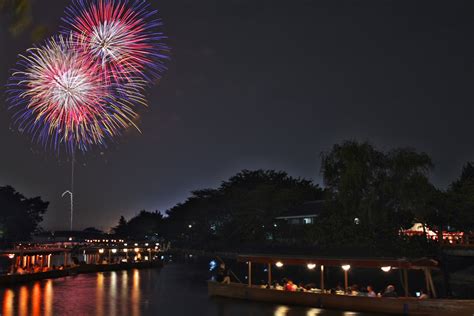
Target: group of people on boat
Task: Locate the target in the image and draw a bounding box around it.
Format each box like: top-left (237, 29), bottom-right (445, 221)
top-left (264, 279), bottom-right (429, 299)
top-left (213, 261), bottom-right (430, 300)
top-left (15, 264), bottom-right (66, 275)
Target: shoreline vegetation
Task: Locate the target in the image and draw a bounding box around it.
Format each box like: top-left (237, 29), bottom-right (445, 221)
top-left (111, 141), bottom-right (473, 260)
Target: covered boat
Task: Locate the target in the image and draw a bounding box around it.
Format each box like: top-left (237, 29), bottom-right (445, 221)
top-left (207, 254), bottom-right (474, 316)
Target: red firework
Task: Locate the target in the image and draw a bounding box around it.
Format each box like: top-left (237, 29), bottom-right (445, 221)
top-left (7, 34), bottom-right (143, 152)
top-left (62, 0), bottom-right (168, 83)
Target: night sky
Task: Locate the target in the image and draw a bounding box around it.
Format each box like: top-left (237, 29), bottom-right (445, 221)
top-left (0, 0), bottom-right (473, 231)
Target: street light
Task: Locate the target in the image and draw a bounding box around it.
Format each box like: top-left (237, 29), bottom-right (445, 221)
top-left (61, 190), bottom-right (74, 231)
top-left (342, 265), bottom-right (350, 290)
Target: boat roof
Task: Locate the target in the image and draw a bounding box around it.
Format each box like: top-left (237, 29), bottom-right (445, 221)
top-left (237, 254), bottom-right (438, 269)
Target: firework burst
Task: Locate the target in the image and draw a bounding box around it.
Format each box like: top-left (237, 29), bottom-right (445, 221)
top-left (62, 0), bottom-right (169, 83)
top-left (7, 34), bottom-right (145, 153)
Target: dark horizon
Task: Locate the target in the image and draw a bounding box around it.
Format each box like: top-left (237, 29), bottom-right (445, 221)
top-left (1, 0), bottom-right (473, 231)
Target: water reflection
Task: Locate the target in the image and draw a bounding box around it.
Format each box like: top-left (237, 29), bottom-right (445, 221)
top-left (31, 283), bottom-right (41, 316)
top-left (19, 286), bottom-right (28, 316)
top-left (2, 289), bottom-right (14, 316)
top-left (96, 272), bottom-right (104, 316)
top-left (110, 271), bottom-right (117, 316)
top-left (132, 269), bottom-right (140, 316)
top-left (275, 305), bottom-right (290, 316)
top-left (44, 280), bottom-right (52, 316)
top-left (0, 265), bottom-right (378, 316)
top-left (307, 308), bottom-right (323, 316)
top-left (121, 270), bottom-right (128, 314)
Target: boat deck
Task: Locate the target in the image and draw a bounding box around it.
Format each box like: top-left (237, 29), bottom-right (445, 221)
top-left (208, 281), bottom-right (474, 316)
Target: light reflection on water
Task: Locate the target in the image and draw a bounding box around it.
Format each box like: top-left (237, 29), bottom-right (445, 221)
top-left (0, 265), bottom-right (378, 316)
top-left (0, 269), bottom-right (147, 316)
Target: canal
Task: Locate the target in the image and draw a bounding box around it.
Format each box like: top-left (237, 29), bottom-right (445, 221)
top-left (0, 264), bottom-right (385, 315)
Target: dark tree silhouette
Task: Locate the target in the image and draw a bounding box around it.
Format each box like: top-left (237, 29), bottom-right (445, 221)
top-left (0, 185), bottom-right (48, 241)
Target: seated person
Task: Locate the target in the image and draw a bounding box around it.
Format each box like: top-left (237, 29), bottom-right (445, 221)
top-left (350, 284), bottom-right (359, 295)
top-left (215, 264), bottom-right (225, 282)
top-left (297, 282), bottom-right (306, 292)
top-left (418, 290), bottom-right (429, 299)
top-left (273, 281), bottom-right (284, 290)
top-left (382, 285), bottom-right (398, 298)
top-left (367, 285), bottom-right (376, 297)
top-left (285, 280), bottom-right (297, 291)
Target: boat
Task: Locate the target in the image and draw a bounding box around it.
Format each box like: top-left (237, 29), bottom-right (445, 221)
top-left (207, 254), bottom-right (474, 316)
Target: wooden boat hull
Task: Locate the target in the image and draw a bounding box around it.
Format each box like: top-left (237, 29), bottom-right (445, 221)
top-left (0, 261), bottom-right (163, 286)
top-left (208, 281), bottom-right (474, 316)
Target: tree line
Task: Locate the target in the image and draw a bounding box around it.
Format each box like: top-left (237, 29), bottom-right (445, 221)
top-left (1, 140), bottom-right (472, 256)
top-left (112, 140), bottom-right (474, 257)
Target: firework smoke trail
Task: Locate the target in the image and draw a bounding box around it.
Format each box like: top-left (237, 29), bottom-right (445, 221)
top-left (6, 34), bottom-right (146, 153)
top-left (62, 0), bottom-right (169, 84)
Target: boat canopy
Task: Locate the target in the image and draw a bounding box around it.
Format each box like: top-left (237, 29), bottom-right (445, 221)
top-left (237, 254), bottom-right (438, 270)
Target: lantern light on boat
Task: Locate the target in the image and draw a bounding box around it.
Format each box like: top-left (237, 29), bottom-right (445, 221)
top-left (145, 243), bottom-right (149, 246)
top-left (134, 248), bottom-right (140, 253)
top-left (307, 263), bottom-right (316, 270)
top-left (98, 249), bottom-right (104, 254)
top-left (111, 249), bottom-right (117, 254)
top-left (381, 266), bottom-right (392, 272)
top-left (123, 249), bottom-right (128, 252)
top-left (124, 243), bottom-right (128, 246)
top-left (341, 264), bottom-right (351, 271)
top-left (7, 254), bottom-right (15, 259)
top-left (134, 243), bottom-right (138, 246)
top-left (275, 261), bottom-right (284, 268)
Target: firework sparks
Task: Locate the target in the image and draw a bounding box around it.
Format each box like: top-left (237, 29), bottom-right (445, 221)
top-left (62, 0), bottom-right (169, 83)
top-left (7, 34), bottom-right (145, 153)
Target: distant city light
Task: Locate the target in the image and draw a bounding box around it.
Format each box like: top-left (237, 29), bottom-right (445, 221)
top-left (98, 249), bottom-right (104, 254)
top-left (7, 254), bottom-right (15, 259)
top-left (342, 265), bottom-right (351, 271)
top-left (275, 261), bottom-right (284, 268)
top-left (111, 249), bottom-right (117, 254)
top-left (381, 266), bottom-right (391, 272)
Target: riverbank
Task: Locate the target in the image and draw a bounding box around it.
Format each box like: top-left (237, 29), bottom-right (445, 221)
top-left (0, 261), bottom-right (162, 286)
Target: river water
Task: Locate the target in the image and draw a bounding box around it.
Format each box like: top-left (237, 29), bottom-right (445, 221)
top-left (0, 264), bottom-right (384, 316)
